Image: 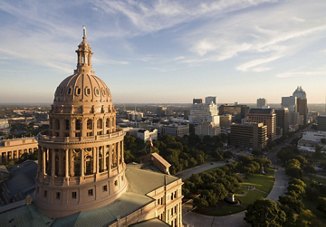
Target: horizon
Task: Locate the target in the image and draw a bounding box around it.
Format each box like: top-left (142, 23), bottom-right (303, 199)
top-left (1, 1), bottom-right (326, 103)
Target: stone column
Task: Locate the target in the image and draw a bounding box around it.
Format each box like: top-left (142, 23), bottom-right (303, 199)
top-left (43, 149), bottom-right (47, 176)
top-left (81, 149), bottom-right (84, 177)
top-left (51, 149), bottom-right (55, 177)
top-left (65, 149), bottom-right (69, 178)
top-left (70, 119), bottom-right (74, 138)
top-left (37, 147), bottom-right (42, 172)
top-left (117, 142), bottom-right (120, 172)
top-left (58, 150), bottom-right (63, 176)
top-left (93, 148), bottom-right (97, 174)
top-left (108, 145), bottom-right (112, 176)
top-left (103, 146), bottom-right (107, 171)
top-left (70, 149), bottom-right (75, 177)
top-left (96, 147), bottom-right (100, 174)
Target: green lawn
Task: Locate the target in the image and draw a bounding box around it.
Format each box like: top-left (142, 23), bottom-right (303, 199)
top-left (196, 170), bottom-right (275, 216)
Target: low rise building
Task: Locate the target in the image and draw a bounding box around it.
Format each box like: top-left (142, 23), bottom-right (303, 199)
top-left (298, 131), bottom-right (326, 153)
top-left (0, 137), bottom-right (38, 164)
top-left (317, 115), bottom-right (326, 131)
top-left (136, 129), bottom-right (158, 142)
top-left (161, 124), bottom-right (189, 137)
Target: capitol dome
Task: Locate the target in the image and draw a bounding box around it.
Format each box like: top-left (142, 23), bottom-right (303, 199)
top-left (53, 29), bottom-right (112, 105)
top-left (35, 27), bottom-right (127, 218)
top-left (54, 73), bottom-right (112, 104)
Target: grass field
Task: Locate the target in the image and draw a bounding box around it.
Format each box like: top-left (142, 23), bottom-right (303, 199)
top-left (196, 169), bottom-right (275, 216)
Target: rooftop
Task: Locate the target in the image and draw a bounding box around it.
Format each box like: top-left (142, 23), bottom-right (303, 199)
top-left (0, 164), bottom-right (179, 226)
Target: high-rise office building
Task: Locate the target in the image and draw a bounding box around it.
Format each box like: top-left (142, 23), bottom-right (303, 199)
top-left (293, 86), bottom-right (308, 125)
top-left (219, 104), bottom-right (249, 123)
top-left (189, 97), bottom-right (220, 136)
top-left (257, 98), bottom-right (267, 108)
top-left (205, 96), bottom-right (217, 105)
top-left (247, 108), bottom-right (276, 141)
top-left (275, 108), bottom-right (289, 135)
top-left (230, 122), bottom-right (267, 151)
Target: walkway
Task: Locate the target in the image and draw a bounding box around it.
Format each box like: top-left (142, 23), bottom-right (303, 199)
top-left (176, 161), bottom-right (226, 180)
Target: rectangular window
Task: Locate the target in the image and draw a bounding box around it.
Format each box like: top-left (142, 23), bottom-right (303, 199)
top-left (88, 189), bottom-right (93, 196)
top-left (44, 190), bottom-right (47, 198)
top-left (56, 192), bottom-right (61, 200)
top-left (72, 191), bottom-right (77, 199)
top-left (103, 185), bottom-right (108, 192)
top-left (65, 119), bottom-right (70, 130)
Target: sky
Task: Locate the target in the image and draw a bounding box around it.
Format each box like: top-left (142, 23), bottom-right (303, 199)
top-left (0, 0), bottom-right (326, 104)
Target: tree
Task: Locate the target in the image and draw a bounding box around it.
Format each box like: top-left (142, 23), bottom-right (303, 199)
top-left (245, 199), bottom-right (286, 227)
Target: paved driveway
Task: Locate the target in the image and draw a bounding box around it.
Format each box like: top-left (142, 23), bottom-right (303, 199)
top-left (176, 161), bottom-right (226, 180)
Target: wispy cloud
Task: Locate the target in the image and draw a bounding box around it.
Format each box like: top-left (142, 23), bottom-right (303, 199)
top-left (175, 0), bottom-right (326, 72)
top-left (276, 70), bottom-right (326, 78)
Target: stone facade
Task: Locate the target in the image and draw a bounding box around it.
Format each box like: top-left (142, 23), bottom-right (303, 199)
top-left (0, 137), bottom-right (38, 164)
top-left (35, 28), bottom-right (127, 218)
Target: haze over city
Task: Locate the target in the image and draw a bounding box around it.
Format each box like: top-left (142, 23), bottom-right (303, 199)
top-left (0, 0), bottom-right (326, 103)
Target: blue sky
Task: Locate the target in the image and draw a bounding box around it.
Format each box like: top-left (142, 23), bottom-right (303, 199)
top-left (0, 0), bottom-right (326, 104)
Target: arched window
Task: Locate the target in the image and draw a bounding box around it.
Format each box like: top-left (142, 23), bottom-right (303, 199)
top-left (85, 155), bottom-right (92, 175)
top-left (97, 119), bottom-right (103, 129)
top-left (65, 119), bottom-right (70, 130)
top-left (87, 119), bottom-right (92, 130)
top-left (75, 120), bottom-right (81, 130)
top-left (106, 118), bottom-right (110, 128)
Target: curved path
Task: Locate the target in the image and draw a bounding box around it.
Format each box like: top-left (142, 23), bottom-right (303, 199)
top-left (176, 161), bottom-right (226, 180)
top-left (182, 167), bottom-right (288, 227)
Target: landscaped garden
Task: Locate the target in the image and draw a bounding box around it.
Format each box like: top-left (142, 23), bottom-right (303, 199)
top-left (197, 169), bottom-right (275, 216)
top-left (183, 155), bottom-right (275, 216)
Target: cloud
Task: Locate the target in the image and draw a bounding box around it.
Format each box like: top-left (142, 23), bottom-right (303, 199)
top-left (237, 54), bottom-right (283, 72)
top-left (176, 0), bottom-right (326, 72)
top-left (276, 70), bottom-right (326, 78)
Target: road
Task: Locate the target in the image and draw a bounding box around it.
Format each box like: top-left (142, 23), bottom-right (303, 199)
top-left (176, 161), bottom-right (226, 180)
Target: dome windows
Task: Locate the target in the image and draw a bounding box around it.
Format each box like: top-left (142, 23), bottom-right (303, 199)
top-left (102, 88), bottom-right (106, 96)
top-left (67, 87), bottom-right (72, 95)
top-left (85, 87), bottom-right (91, 96)
top-left (75, 87), bottom-right (81, 96)
top-left (94, 87), bottom-right (100, 97)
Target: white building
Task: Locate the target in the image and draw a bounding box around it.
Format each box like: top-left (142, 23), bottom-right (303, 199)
top-left (136, 129), bottom-right (158, 142)
top-left (189, 97), bottom-right (220, 136)
top-left (298, 131), bottom-right (326, 153)
top-left (126, 111), bottom-right (144, 121)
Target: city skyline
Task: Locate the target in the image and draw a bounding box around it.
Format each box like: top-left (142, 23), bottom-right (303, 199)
top-left (1, 0), bottom-right (326, 104)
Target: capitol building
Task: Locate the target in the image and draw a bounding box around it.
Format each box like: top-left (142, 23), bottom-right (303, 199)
top-left (0, 29), bottom-right (183, 227)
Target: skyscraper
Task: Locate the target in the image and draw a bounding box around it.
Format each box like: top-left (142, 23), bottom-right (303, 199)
top-left (257, 98), bottom-right (267, 108)
top-left (247, 108), bottom-right (276, 141)
top-left (293, 86), bottom-right (308, 125)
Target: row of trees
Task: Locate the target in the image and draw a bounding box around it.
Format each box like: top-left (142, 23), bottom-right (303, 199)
top-left (245, 179), bottom-right (309, 227)
top-left (236, 155), bottom-right (271, 176)
top-left (277, 146), bottom-right (315, 178)
top-left (124, 134), bottom-right (228, 174)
